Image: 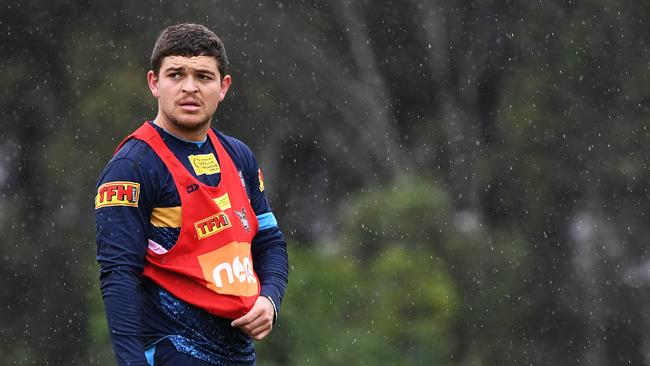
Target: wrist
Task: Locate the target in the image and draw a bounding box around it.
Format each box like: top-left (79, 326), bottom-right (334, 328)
top-left (263, 295), bottom-right (278, 323)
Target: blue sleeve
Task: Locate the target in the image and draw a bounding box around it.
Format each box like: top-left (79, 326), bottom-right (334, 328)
top-left (239, 144), bottom-right (273, 216)
top-left (252, 227), bottom-right (289, 318)
top-left (95, 150), bottom-right (153, 366)
top-left (99, 271), bottom-right (148, 366)
top-left (229, 138), bottom-right (289, 316)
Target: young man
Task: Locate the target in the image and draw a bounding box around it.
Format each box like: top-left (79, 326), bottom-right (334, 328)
top-left (95, 23), bottom-right (288, 366)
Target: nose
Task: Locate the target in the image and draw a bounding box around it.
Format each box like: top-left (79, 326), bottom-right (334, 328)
top-left (181, 76), bottom-right (198, 93)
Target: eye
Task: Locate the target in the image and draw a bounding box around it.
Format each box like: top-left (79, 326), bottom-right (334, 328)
top-left (198, 74), bottom-right (213, 81)
top-left (168, 72), bottom-right (181, 79)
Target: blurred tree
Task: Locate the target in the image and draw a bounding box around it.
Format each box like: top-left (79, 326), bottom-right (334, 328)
top-left (340, 176), bottom-right (530, 364)
top-left (0, 1), bottom-right (97, 364)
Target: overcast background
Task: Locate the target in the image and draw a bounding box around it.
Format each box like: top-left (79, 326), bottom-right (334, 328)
top-left (1, 1), bottom-right (650, 365)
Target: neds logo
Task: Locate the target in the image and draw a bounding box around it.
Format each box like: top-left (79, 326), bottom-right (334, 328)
top-left (197, 242), bottom-right (259, 296)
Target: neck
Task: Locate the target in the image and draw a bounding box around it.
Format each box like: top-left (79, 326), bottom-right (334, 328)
top-left (153, 115), bottom-right (209, 142)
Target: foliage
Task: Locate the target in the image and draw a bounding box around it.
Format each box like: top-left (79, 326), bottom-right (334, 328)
top-left (259, 239), bottom-right (459, 366)
top-left (259, 177), bottom-right (533, 365)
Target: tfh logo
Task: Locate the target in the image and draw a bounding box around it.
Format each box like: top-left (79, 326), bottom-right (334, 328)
top-left (95, 181), bottom-right (140, 208)
top-left (194, 212), bottom-right (232, 239)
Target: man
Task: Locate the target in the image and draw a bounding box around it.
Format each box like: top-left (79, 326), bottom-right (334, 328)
top-left (95, 23), bottom-right (289, 366)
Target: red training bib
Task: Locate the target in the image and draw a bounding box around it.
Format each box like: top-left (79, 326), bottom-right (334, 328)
top-left (116, 122), bottom-right (260, 319)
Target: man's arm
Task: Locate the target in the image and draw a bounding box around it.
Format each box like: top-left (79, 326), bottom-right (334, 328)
top-left (226, 139), bottom-right (289, 339)
top-left (232, 226), bottom-right (288, 340)
top-left (95, 153), bottom-right (152, 365)
top-left (251, 226), bottom-right (289, 321)
top-left (99, 270), bottom-right (148, 365)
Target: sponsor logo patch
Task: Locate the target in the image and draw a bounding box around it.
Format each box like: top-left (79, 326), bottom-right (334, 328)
top-left (213, 193), bottom-right (231, 210)
top-left (258, 168), bottom-right (265, 192)
top-left (186, 183), bottom-right (199, 194)
top-left (189, 153), bottom-right (220, 176)
top-left (197, 241), bottom-right (258, 296)
top-left (95, 181), bottom-right (140, 209)
top-left (235, 208), bottom-right (251, 232)
top-left (194, 212), bottom-right (231, 239)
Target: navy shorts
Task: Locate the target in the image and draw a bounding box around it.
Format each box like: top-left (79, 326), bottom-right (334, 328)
top-left (147, 338), bottom-right (213, 366)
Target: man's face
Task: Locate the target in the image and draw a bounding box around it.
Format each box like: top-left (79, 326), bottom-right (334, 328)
top-left (147, 55), bottom-right (231, 136)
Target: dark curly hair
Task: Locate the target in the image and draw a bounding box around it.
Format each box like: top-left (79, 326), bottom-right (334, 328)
top-left (150, 23), bottom-right (228, 79)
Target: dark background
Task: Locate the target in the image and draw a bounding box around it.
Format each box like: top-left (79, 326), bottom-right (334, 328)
top-left (1, 1), bottom-right (649, 365)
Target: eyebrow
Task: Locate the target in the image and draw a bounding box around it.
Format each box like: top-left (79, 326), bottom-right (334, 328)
top-left (165, 66), bottom-right (217, 76)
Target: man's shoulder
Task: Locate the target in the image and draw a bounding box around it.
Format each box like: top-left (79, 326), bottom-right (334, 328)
top-left (107, 136), bottom-right (168, 171)
top-left (114, 137), bottom-right (155, 162)
top-left (98, 136), bottom-right (164, 184)
top-left (213, 128), bottom-right (257, 165)
top-left (214, 129), bottom-right (254, 155)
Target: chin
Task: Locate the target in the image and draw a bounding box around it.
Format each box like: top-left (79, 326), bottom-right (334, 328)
top-left (175, 116), bottom-right (211, 130)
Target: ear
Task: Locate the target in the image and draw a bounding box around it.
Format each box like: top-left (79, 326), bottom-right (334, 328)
top-left (147, 70), bottom-right (160, 98)
top-left (218, 74), bottom-right (232, 102)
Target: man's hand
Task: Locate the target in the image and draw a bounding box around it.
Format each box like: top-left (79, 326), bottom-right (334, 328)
top-left (231, 296), bottom-right (275, 341)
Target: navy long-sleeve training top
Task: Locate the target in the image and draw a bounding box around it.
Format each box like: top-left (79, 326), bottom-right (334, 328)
top-left (95, 121), bottom-right (288, 366)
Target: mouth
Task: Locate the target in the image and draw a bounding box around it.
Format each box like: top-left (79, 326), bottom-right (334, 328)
top-left (178, 100), bottom-right (201, 112)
